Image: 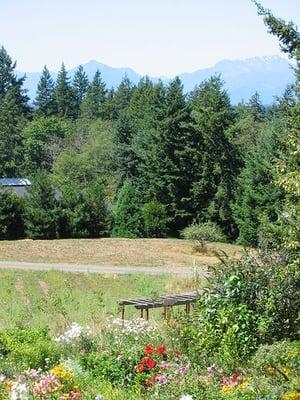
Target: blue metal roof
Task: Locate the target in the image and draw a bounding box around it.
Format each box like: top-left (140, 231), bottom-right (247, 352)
top-left (0, 178), bottom-right (31, 186)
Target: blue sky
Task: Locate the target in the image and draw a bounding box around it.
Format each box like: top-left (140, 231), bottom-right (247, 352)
top-left (0, 0), bottom-right (299, 76)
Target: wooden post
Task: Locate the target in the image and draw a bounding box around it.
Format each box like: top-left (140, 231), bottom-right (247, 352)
top-left (141, 308), bottom-right (144, 318)
top-left (145, 308), bottom-right (149, 321)
top-left (163, 306), bottom-right (167, 320)
top-left (121, 305), bottom-right (125, 327)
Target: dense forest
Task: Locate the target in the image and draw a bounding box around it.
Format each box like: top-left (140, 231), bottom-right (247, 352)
top-left (0, 5), bottom-right (299, 247)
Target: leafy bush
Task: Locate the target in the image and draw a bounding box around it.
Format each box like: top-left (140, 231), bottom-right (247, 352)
top-left (142, 201), bottom-right (168, 237)
top-left (0, 190), bottom-right (24, 240)
top-left (112, 179), bottom-right (143, 238)
top-left (182, 222), bottom-right (225, 252)
top-left (176, 251), bottom-right (300, 366)
top-left (0, 327), bottom-right (59, 371)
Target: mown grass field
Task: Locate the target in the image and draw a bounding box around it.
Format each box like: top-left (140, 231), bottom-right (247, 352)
top-left (0, 269), bottom-right (197, 332)
top-left (0, 238), bottom-right (243, 268)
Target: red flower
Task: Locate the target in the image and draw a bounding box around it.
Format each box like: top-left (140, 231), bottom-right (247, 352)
top-left (145, 379), bottom-right (153, 387)
top-left (156, 344), bottom-right (166, 355)
top-left (136, 363), bottom-right (145, 372)
top-left (142, 356), bottom-right (157, 370)
top-left (144, 344), bottom-right (154, 355)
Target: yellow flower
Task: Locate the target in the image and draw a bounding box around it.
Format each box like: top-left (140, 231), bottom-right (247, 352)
top-left (267, 367), bottom-right (275, 374)
top-left (222, 385), bottom-right (233, 394)
top-left (283, 391), bottom-right (300, 400)
top-left (239, 381), bottom-right (249, 389)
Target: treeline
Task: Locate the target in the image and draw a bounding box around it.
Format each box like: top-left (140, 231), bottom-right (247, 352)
top-left (0, 39), bottom-right (298, 243)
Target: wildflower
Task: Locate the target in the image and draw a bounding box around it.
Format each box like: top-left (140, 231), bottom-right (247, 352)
top-left (179, 395), bottom-right (193, 400)
top-left (95, 396), bottom-right (104, 400)
top-left (145, 379), bottom-right (153, 387)
top-left (136, 364), bottom-right (145, 372)
top-left (222, 385), bottom-right (233, 394)
top-left (283, 391), bottom-right (300, 400)
top-left (54, 322), bottom-right (91, 344)
top-left (156, 344), bottom-right (166, 355)
top-left (207, 364), bottom-right (218, 375)
top-left (11, 382), bottom-right (29, 400)
top-left (142, 357), bottom-right (156, 370)
top-left (145, 344), bottom-right (154, 355)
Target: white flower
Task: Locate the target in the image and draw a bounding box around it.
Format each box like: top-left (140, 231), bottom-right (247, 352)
top-left (54, 322), bottom-right (91, 344)
top-left (179, 395), bottom-right (193, 400)
top-left (11, 382), bottom-right (28, 400)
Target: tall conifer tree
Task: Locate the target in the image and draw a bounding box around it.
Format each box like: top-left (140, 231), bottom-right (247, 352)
top-left (54, 63), bottom-right (74, 118)
top-left (34, 65), bottom-right (56, 116)
top-left (80, 70), bottom-right (106, 119)
top-left (73, 65), bottom-right (89, 116)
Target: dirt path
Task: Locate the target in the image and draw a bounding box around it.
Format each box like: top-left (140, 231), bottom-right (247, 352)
top-left (0, 260), bottom-right (204, 276)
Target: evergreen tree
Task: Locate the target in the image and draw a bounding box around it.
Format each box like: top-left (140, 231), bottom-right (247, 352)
top-left (0, 190), bottom-right (24, 239)
top-left (34, 65), bottom-right (56, 116)
top-left (73, 65), bottom-right (89, 116)
top-left (80, 70), bottom-right (106, 119)
top-left (189, 76), bottom-right (238, 236)
top-left (254, 1), bottom-right (300, 260)
top-left (136, 77), bottom-right (193, 234)
top-left (24, 171), bottom-right (59, 239)
top-left (112, 179), bottom-right (142, 238)
top-left (0, 46), bottom-right (29, 113)
top-left (232, 121), bottom-right (284, 245)
top-left (60, 179), bottom-right (107, 238)
top-left (247, 92), bottom-right (266, 122)
top-left (54, 63), bottom-right (74, 118)
top-left (0, 88), bottom-right (26, 177)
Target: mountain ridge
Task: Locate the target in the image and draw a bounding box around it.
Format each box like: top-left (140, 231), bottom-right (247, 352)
top-left (18, 55), bottom-right (295, 105)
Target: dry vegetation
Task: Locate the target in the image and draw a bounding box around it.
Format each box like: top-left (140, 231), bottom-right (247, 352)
top-left (0, 238), bottom-right (243, 269)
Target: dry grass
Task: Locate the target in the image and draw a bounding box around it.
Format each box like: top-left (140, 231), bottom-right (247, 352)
top-left (0, 238), bottom-right (243, 269)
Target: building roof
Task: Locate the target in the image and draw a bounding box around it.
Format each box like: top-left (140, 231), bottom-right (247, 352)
top-left (0, 178), bottom-right (31, 187)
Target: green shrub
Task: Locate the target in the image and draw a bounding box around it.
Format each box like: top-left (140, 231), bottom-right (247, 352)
top-left (0, 190), bottom-right (24, 240)
top-left (112, 179), bottom-right (143, 238)
top-left (182, 221), bottom-right (225, 252)
top-left (176, 251), bottom-right (300, 366)
top-left (0, 327), bottom-right (59, 371)
top-left (80, 349), bottom-right (141, 387)
top-left (142, 201), bottom-right (168, 237)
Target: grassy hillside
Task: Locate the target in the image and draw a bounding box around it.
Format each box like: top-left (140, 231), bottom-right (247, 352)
top-left (0, 269), bottom-right (195, 332)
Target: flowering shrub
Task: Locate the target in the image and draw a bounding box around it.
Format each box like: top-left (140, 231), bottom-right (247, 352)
top-left (54, 323), bottom-right (92, 345)
top-left (134, 343), bottom-right (190, 390)
top-left (176, 252), bottom-right (300, 367)
top-left (0, 364), bottom-right (81, 400)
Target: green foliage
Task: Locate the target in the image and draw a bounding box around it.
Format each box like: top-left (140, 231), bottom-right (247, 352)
top-left (0, 190), bottom-right (24, 240)
top-left (80, 349), bottom-right (140, 386)
top-left (0, 327), bottom-right (59, 370)
top-left (34, 65), bottom-right (56, 116)
top-left (59, 179), bottom-right (108, 238)
top-left (177, 252), bottom-right (300, 366)
top-left (23, 116), bottom-right (70, 173)
top-left (112, 179), bottom-right (142, 238)
top-left (0, 46), bottom-right (29, 113)
top-left (24, 171), bottom-right (59, 239)
top-left (142, 201), bottom-right (168, 238)
top-left (232, 121), bottom-right (284, 246)
top-left (182, 221), bottom-right (225, 252)
top-left (80, 70), bottom-right (106, 119)
top-left (54, 63), bottom-right (75, 118)
top-left (189, 76), bottom-right (239, 237)
top-left (72, 65), bottom-right (89, 117)
top-left (0, 88), bottom-right (27, 177)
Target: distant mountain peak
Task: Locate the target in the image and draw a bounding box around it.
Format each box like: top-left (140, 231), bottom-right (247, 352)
top-left (19, 55), bottom-right (294, 105)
